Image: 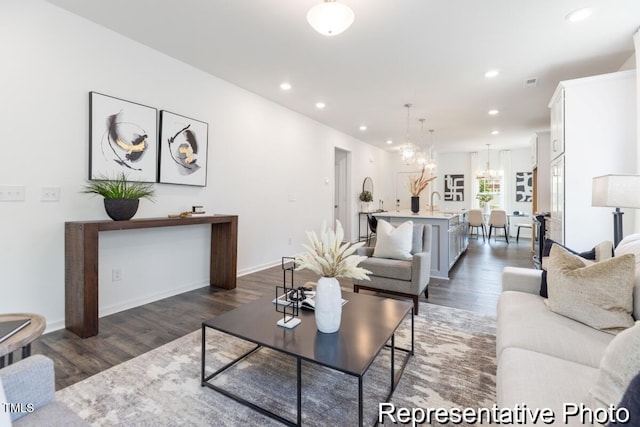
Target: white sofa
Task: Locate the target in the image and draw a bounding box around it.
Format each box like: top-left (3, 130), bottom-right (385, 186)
top-left (496, 236), bottom-right (640, 426)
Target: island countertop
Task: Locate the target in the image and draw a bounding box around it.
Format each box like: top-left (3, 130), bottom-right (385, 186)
top-left (372, 209), bottom-right (466, 220)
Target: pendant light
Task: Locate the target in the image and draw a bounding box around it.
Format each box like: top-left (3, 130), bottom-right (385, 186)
top-left (400, 104), bottom-right (416, 165)
top-left (307, 0), bottom-right (355, 36)
top-left (415, 119), bottom-right (428, 166)
top-left (425, 129), bottom-right (437, 172)
top-left (476, 144), bottom-right (499, 179)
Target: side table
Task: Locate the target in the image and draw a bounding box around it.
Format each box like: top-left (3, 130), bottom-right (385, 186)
top-left (0, 313), bottom-right (46, 368)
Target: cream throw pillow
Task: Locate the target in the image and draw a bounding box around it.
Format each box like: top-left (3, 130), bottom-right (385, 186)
top-left (373, 220), bottom-right (413, 261)
top-left (590, 321), bottom-right (640, 410)
top-left (547, 245), bottom-right (635, 334)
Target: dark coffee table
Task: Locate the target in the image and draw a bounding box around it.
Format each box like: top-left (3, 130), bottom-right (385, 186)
top-left (201, 292), bottom-right (414, 426)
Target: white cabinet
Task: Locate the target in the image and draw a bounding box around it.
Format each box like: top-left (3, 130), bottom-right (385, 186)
top-left (549, 89), bottom-right (565, 160)
top-left (530, 135), bottom-right (538, 167)
top-left (547, 70), bottom-right (636, 248)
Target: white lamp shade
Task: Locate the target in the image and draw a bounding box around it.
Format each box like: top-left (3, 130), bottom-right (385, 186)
top-left (592, 174), bottom-right (640, 208)
top-left (307, 1), bottom-right (354, 36)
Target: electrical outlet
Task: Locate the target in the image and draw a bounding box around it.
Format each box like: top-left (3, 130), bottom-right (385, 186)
top-left (112, 268), bottom-right (122, 282)
top-left (41, 186), bottom-right (60, 202)
top-left (0, 185), bottom-right (25, 201)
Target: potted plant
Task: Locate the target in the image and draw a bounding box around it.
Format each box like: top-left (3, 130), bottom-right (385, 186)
top-left (359, 190), bottom-right (373, 212)
top-left (82, 173), bottom-right (155, 221)
top-left (295, 220), bottom-right (370, 333)
top-left (476, 193), bottom-right (494, 214)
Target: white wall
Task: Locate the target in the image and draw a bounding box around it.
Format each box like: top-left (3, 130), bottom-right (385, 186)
top-left (0, 0), bottom-right (390, 331)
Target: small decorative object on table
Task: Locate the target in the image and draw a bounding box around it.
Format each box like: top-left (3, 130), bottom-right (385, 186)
top-left (295, 220), bottom-right (370, 333)
top-left (409, 165), bottom-right (436, 214)
top-left (81, 172), bottom-right (155, 221)
top-left (168, 205), bottom-right (206, 219)
top-left (274, 257), bottom-right (301, 328)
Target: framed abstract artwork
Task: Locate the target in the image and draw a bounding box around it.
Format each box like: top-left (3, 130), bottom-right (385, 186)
top-left (515, 172), bottom-right (533, 202)
top-left (159, 110), bottom-right (208, 186)
top-left (444, 174), bottom-right (464, 201)
top-left (89, 92), bottom-right (158, 182)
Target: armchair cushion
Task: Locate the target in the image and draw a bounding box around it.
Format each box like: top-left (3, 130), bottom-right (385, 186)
top-left (373, 220), bottom-right (413, 260)
top-left (360, 257), bottom-right (412, 281)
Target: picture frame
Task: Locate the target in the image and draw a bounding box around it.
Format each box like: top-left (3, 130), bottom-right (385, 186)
top-left (159, 110), bottom-right (208, 186)
top-left (515, 172), bottom-right (533, 202)
top-left (444, 174), bottom-right (464, 201)
top-left (89, 92), bottom-right (158, 183)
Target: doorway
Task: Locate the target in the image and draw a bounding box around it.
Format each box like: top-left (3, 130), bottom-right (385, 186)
top-left (334, 148), bottom-right (351, 241)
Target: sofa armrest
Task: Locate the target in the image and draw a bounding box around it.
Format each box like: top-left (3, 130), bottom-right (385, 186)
top-left (356, 247), bottom-right (374, 257)
top-left (502, 267), bottom-right (542, 295)
top-left (0, 355), bottom-right (55, 422)
top-left (410, 251), bottom-right (431, 294)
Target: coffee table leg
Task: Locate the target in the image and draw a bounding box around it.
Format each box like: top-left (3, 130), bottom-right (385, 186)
top-left (297, 357), bottom-right (301, 426)
top-left (411, 307), bottom-right (415, 355)
top-left (390, 334), bottom-right (395, 391)
top-left (358, 376), bottom-right (363, 426)
top-left (200, 325), bottom-right (206, 385)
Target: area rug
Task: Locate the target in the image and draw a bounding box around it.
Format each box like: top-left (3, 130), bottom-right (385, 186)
top-left (56, 303), bottom-right (496, 426)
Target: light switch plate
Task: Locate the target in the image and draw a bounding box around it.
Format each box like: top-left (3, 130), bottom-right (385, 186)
top-left (41, 186), bottom-right (60, 202)
top-left (0, 185), bottom-right (25, 201)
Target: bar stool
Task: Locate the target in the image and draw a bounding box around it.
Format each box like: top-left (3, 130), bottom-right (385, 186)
top-left (516, 223), bottom-right (533, 242)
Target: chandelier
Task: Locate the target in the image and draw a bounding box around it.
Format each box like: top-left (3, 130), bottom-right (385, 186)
top-left (476, 144), bottom-right (501, 179)
top-left (415, 120), bottom-right (437, 173)
top-left (307, 0), bottom-right (355, 36)
top-left (399, 104), bottom-right (417, 165)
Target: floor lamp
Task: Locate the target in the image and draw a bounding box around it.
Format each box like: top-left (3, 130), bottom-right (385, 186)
top-left (592, 174), bottom-right (640, 247)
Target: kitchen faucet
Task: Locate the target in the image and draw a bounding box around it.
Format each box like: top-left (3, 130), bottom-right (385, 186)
top-left (430, 191), bottom-right (441, 213)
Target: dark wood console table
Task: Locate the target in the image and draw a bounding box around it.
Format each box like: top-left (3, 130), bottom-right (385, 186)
top-left (65, 215), bottom-right (238, 338)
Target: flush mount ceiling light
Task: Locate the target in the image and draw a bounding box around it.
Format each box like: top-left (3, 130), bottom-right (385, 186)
top-left (307, 0), bottom-right (355, 36)
top-left (359, 125), bottom-right (367, 131)
top-left (566, 7), bottom-right (592, 23)
top-left (315, 102), bottom-right (326, 109)
top-left (386, 139), bottom-right (393, 145)
top-left (484, 69), bottom-right (500, 79)
top-left (280, 82), bottom-right (292, 91)
top-left (488, 109), bottom-right (500, 116)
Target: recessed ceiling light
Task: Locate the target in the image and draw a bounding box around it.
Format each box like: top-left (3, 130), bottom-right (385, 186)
top-left (491, 130), bottom-right (500, 135)
top-left (566, 8), bottom-right (592, 23)
top-left (359, 125), bottom-right (367, 131)
top-left (488, 109), bottom-right (500, 116)
top-left (315, 102), bottom-right (326, 109)
top-left (485, 69), bottom-right (499, 79)
top-left (280, 82), bottom-right (292, 91)
top-left (386, 139), bottom-right (393, 145)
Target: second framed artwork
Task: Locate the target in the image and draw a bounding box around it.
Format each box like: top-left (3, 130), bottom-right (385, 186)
top-left (159, 111), bottom-right (209, 186)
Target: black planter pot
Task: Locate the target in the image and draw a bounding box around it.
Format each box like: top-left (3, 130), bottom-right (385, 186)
top-left (104, 199), bottom-right (140, 221)
top-left (411, 196), bottom-right (420, 214)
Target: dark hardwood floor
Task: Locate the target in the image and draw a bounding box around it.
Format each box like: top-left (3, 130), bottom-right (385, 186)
top-left (31, 235), bottom-right (535, 390)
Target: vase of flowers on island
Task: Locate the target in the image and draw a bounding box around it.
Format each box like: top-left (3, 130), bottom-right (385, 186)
top-left (409, 165), bottom-right (436, 214)
top-left (295, 220), bottom-right (371, 333)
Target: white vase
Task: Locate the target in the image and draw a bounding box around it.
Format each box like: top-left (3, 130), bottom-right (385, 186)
top-left (314, 276), bottom-right (342, 333)
top-left (483, 203), bottom-right (491, 215)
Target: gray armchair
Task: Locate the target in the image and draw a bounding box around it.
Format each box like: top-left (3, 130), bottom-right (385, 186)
top-left (353, 223), bottom-right (432, 314)
top-left (0, 355), bottom-right (87, 426)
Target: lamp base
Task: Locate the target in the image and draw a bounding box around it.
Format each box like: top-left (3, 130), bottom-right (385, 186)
top-left (613, 208), bottom-right (624, 248)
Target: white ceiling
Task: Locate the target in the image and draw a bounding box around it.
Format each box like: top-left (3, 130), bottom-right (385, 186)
top-left (46, 0), bottom-right (640, 153)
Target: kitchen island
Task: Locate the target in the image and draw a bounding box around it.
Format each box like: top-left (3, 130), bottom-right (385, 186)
top-left (373, 210), bottom-right (468, 279)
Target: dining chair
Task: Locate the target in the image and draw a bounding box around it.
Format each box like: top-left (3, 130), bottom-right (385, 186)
top-left (488, 209), bottom-right (509, 243)
top-left (468, 209), bottom-right (486, 242)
